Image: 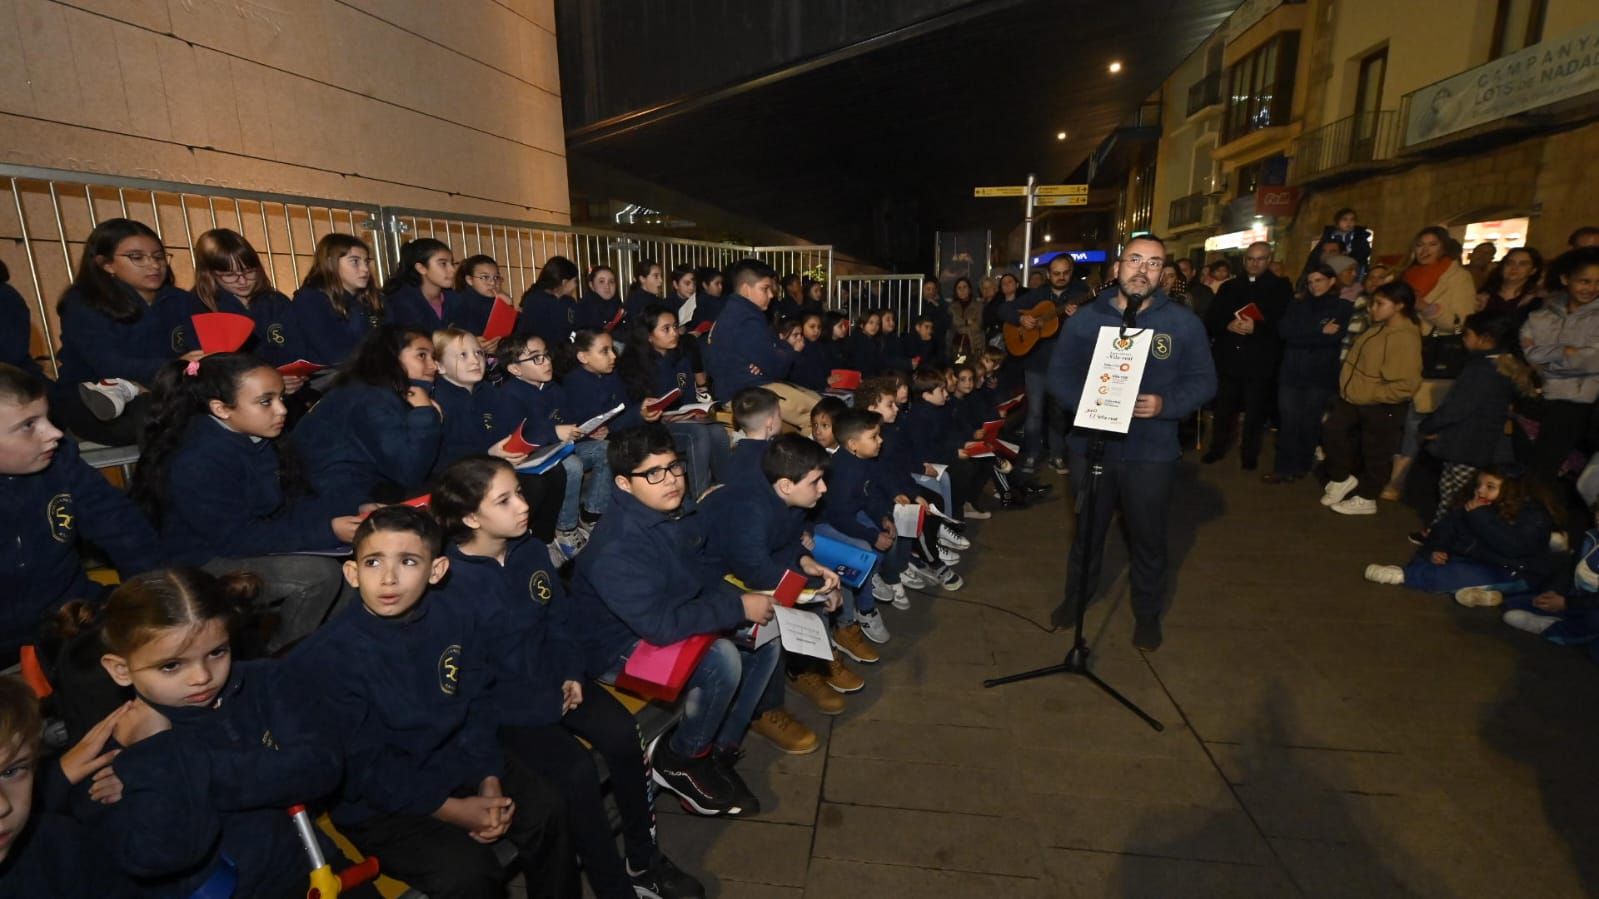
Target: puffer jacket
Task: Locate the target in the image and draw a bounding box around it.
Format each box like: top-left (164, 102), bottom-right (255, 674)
top-left (1521, 293), bottom-right (1599, 403)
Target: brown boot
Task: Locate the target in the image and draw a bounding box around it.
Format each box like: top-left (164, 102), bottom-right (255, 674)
top-left (788, 670), bottom-right (846, 715)
top-left (832, 623), bottom-right (880, 664)
top-left (825, 655), bottom-right (865, 694)
top-left (748, 708), bottom-right (818, 754)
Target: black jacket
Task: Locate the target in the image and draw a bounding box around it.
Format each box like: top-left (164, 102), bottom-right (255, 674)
top-left (1419, 353), bottom-right (1515, 467)
top-left (1207, 272), bottom-right (1292, 378)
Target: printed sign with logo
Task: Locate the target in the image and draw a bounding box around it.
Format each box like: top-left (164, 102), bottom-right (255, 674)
top-left (1072, 326), bottom-right (1151, 435)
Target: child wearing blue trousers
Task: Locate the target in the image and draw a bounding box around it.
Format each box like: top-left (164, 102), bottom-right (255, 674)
top-left (816, 408), bottom-right (911, 645)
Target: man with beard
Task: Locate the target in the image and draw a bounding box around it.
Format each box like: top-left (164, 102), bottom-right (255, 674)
top-left (1047, 235), bottom-right (1217, 651)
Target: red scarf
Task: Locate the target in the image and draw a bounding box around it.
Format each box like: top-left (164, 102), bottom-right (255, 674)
top-left (1403, 259), bottom-right (1451, 299)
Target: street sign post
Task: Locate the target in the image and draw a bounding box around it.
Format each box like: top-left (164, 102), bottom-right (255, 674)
top-left (972, 182), bottom-right (1091, 280)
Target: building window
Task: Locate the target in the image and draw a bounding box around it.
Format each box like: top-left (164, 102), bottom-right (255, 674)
top-left (1491, 0), bottom-right (1546, 60)
top-left (1223, 33), bottom-right (1301, 144)
top-left (1352, 47), bottom-right (1387, 157)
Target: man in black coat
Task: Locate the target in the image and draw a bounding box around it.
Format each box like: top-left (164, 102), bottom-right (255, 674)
top-left (1203, 241), bottom-right (1292, 469)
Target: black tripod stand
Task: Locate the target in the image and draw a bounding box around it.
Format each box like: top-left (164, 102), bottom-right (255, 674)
top-left (982, 311), bottom-right (1164, 732)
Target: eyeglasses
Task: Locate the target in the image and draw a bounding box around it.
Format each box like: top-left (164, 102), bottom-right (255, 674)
top-left (214, 268), bottom-right (258, 282)
top-left (1119, 255), bottom-right (1165, 271)
top-left (627, 459), bottom-right (686, 484)
top-left (514, 352), bottom-right (551, 365)
top-left (118, 251), bottom-right (170, 267)
top-left (472, 273), bottom-right (503, 284)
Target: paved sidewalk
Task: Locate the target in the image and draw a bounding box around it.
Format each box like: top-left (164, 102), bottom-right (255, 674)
top-left (654, 461), bottom-right (1599, 898)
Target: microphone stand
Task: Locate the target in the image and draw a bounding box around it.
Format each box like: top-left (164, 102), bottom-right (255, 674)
top-left (983, 296), bottom-right (1164, 732)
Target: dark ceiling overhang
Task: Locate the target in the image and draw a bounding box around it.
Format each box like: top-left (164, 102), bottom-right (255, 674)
top-left (557, 0), bottom-right (1242, 265)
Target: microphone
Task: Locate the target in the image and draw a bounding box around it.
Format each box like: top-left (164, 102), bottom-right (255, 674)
top-left (1122, 300), bottom-right (1138, 331)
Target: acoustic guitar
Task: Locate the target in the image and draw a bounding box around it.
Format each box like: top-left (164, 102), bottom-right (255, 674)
top-left (1002, 299), bottom-right (1062, 356)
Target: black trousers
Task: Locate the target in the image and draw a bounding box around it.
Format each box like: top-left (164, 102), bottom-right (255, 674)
top-left (1322, 399), bottom-right (1407, 500)
top-left (1062, 454), bottom-right (1176, 623)
top-left (49, 388), bottom-right (150, 447)
top-left (502, 684), bottom-right (657, 899)
top-left (1209, 373), bottom-right (1274, 464)
top-left (340, 753), bottom-right (578, 899)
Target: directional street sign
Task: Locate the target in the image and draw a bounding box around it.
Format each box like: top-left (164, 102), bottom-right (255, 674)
top-left (1036, 195), bottom-right (1089, 206)
top-left (1035, 184), bottom-right (1089, 197)
top-left (973, 186), bottom-right (1029, 197)
top-left (975, 184), bottom-right (1089, 199)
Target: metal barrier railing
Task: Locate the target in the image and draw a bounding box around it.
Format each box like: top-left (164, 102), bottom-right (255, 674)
top-left (834, 274), bottom-right (925, 333)
top-left (3, 164), bottom-right (389, 377)
top-left (2, 165), bottom-right (836, 375)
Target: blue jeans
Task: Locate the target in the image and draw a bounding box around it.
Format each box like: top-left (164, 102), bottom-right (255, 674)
top-left (668, 637), bottom-right (781, 756)
top-left (1275, 384), bottom-right (1332, 477)
top-left (1401, 552), bottom-right (1525, 594)
top-left (667, 421), bottom-right (730, 500)
top-left (558, 440), bottom-right (610, 530)
top-left (1023, 367), bottom-right (1065, 463)
top-left (813, 517), bottom-right (908, 613)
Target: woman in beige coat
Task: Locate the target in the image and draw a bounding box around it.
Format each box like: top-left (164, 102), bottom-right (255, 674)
top-left (1404, 226), bottom-right (1477, 335)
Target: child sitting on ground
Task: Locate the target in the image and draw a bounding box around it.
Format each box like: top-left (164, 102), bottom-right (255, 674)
top-left (1499, 501), bottom-right (1599, 655)
top-left (568, 424), bottom-right (779, 818)
top-left (1365, 466), bottom-right (1554, 599)
top-left (291, 507), bottom-right (577, 899)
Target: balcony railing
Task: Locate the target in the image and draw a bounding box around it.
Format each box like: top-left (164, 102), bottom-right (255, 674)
top-left (1186, 72), bottom-right (1221, 117)
top-left (1294, 110), bottom-right (1401, 181)
top-left (1168, 192), bottom-right (1213, 229)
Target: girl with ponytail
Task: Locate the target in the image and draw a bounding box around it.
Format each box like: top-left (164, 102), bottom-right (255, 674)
top-left (56, 567), bottom-right (356, 898)
top-left (132, 352), bottom-right (358, 650)
top-left (292, 233), bottom-right (385, 367)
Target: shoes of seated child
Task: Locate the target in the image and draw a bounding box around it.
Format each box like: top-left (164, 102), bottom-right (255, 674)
top-left (748, 707), bottom-right (818, 754)
top-left (629, 853), bottom-right (706, 899)
top-left (650, 733), bottom-right (759, 817)
top-left (833, 623), bottom-right (880, 662)
top-left (1321, 476), bottom-right (1379, 515)
top-left (1454, 587), bottom-right (1504, 608)
top-left (787, 671), bottom-right (844, 715)
top-left (79, 378), bottom-right (139, 421)
top-left (871, 574), bottom-right (910, 610)
top-left (1503, 609), bottom-right (1559, 634)
top-left (1364, 564), bottom-right (1404, 585)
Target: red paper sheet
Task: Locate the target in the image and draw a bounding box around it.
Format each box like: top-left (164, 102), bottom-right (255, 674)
top-left (829, 369), bottom-right (862, 390)
top-left (962, 441), bottom-right (996, 458)
top-left (645, 388), bottom-right (682, 414)
top-left (192, 312), bottom-right (255, 354)
top-left (482, 297), bottom-right (517, 341)
top-left (690, 321), bottom-right (713, 336)
top-left (603, 308), bottom-right (625, 332)
top-left (276, 359), bottom-right (326, 378)
top-left (995, 393), bottom-right (1025, 415)
top-left (503, 420), bottom-right (536, 455)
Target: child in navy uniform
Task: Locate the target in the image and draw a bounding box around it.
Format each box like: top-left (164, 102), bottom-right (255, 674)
top-left (516, 256), bottom-right (581, 350)
top-left (433, 457), bottom-right (704, 899)
top-left (569, 425), bottom-right (780, 818)
top-left (905, 367), bottom-right (994, 522)
top-left (292, 507), bottom-right (577, 899)
top-left (292, 233), bottom-right (385, 367)
top-left (0, 365), bottom-right (160, 668)
top-left (384, 238), bottom-right (464, 333)
top-left (724, 387), bottom-right (784, 489)
top-left (292, 326), bottom-right (443, 509)
top-left (496, 333), bottom-right (600, 558)
top-left (856, 379), bottom-right (966, 592)
top-left (63, 568), bottom-right (360, 898)
top-left (131, 353), bottom-right (359, 650)
top-left (454, 254), bottom-right (506, 341)
top-left (576, 265), bottom-right (625, 334)
top-left (817, 409), bottom-right (907, 644)
top-left (618, 305), bottom-right (730, 499)
top-left (430, 329), bottom-right (530, 475)
top-left (50, 218), bottom-right (195, 446)
top-left (785, 314), bottom-right (832, 393)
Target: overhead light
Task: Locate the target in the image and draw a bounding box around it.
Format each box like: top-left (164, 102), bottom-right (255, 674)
top-left (1108, 61), bottom-right (1123, 74)
top-left (1056, 131), bottom-right (1067, 141)
top-left (1043, 233), bottom-right (1053, 242)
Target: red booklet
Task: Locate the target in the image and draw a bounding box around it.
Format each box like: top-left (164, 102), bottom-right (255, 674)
top-left (276, 359), bottom-right (326, 379)
top-left (773, 569), bottom-right (808, 608)
top-left (1235, 302), bottom-right (1264, 322)
top-left (192, 312), bottom-right (255, 354)
top-left (995, 393), bottom-right (1025, 415)
top-left (503, 420), bottom-right (536, 455)
top-left (644, 388), bottom-right (682, 414)
top-left (603, 308), bottom-right (625, 332)
top-left (482, 297), bottom-right (517, 341)
top-left (962, 441), bottom-right (996, 458)
top-left (689, 320), bottom-right (713, 336)
top-left (829, 369), bottom-right (862, 390)
top-left (980, 419), bottom-right (1004, 441)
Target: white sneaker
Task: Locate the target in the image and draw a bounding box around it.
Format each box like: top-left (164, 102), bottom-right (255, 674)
top-left (554, 527), bottom-right (587, 560)
top-left (1331, 496), bottom-right (1377, 515)
top-left (1364, 564), bottom-right (1405, 585)
top-left (872, 577), bottom-right (909, 610)
top-left (1503, 609), bottom-right (1558, 635)
top-left (1320, 476), bottom-right (1359, 507)
top-left (1550, 531), bottom-right (1570, 552)
top-left (930, 564), bottom-right (964, 592)
top-left (78, 378), bottom-right (138, 422)
top-left (938, 530), bottom-right (970, 551)
top-left (857, 609), bottom-right (891, 643)
top-left (1454, 587), bottom-right (1504, 608)
top-left (937, 545), bottom-right (963, 566)
top-left (898, 563), bottom-right (935, 591)
top-left (961, 502), bottom-right (992, 520)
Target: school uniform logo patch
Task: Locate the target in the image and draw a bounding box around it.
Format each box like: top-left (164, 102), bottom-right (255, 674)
top-left (1152, 333), bottom-right (1173, 360)
top-left (46, 494), bottom-right (74, 542)
top-left (267, 324), bottom-right (286, 346)
top-left (676, 372), bottom-right (689, 388)
top-left (530, 570), bottom-right (554, 604)
top-left (171, 326), bottom-right (187, 353)
top-left (481, 412), bottom-right (494, 432)
top-left (438, 644), bottom-right (462, 695)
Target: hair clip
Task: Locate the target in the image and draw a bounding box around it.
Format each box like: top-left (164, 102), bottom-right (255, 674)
top-left (185, 359), bottom-right (202, 377)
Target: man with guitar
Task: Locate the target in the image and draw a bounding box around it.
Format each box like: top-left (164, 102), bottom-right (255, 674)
top-left (999, 254), bottom-right (1090, 475)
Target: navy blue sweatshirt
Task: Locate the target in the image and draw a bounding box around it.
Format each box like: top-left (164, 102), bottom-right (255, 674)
top-left (569, 488), bottom-right (747, 674)
top-left (292, 286), bottom-right (380, 366)
top-left (900, 333), bottom-right (943, 370)
top-left (789, 339), bottom-right (831, 391)
top-left (904, 401), bottom-right (959, 467)
top-left (87, 661), bottom-right (341, 898)
top-left (623, 286), bottom-right (660, 328)
top-left (385, 283), bottom-right (464, 333)
top-left (289, 585), bottom-right (508, 828)
top-left (0, 282), bottom-right (43, 378)
top-left (291, 383), bottom-right (442, 508)
top-left (516, 288), bottom-right (577, 348)
top-left (1, 811), bottom-right (136, 898)
top-left (496, 377), bottom-right (566, 445)
top-left (447, 536), bottom-right (584, 727)
top-left (431, 378), bottom-right (503, 473)
top-left (950, 392), bottom-right (991, 439)
top-left (52, 284), bottom-right (186, 391)
top-left (1277, 291), bottom-right (1353, 390)
top-left (704, 295), bottom-right (794, 400)
top-left (1050, 289), bottom-right (1218, 463)
top-left (700, 478), bottom-right (807, 590)
top-left (563, 368), bottom-right (642, 431)
top-left (684, 291), bottom-right (725, 330)
top-left (1, 438), bottom-right (159, 661)
top-left (233, 290), bottom-right (303, 367)
top-left (1427, 502), bottom-right (1555, 586)
top-left (640, 348), bottom-right (695, 406)
top-left (873, 418), bottom-right (917, 496)
top-left (723, 436), bottom-right (769, 491)
top-left (821, 449), bottom-right (891, 544)
top-left (169, 287), bottom-right (249, 357)
top-left (158, 417), bottom-right (343, 564)
top-left (451, 291), bottom-right (496, 336)
top-left (575, 290), bottom-right (623, 334)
